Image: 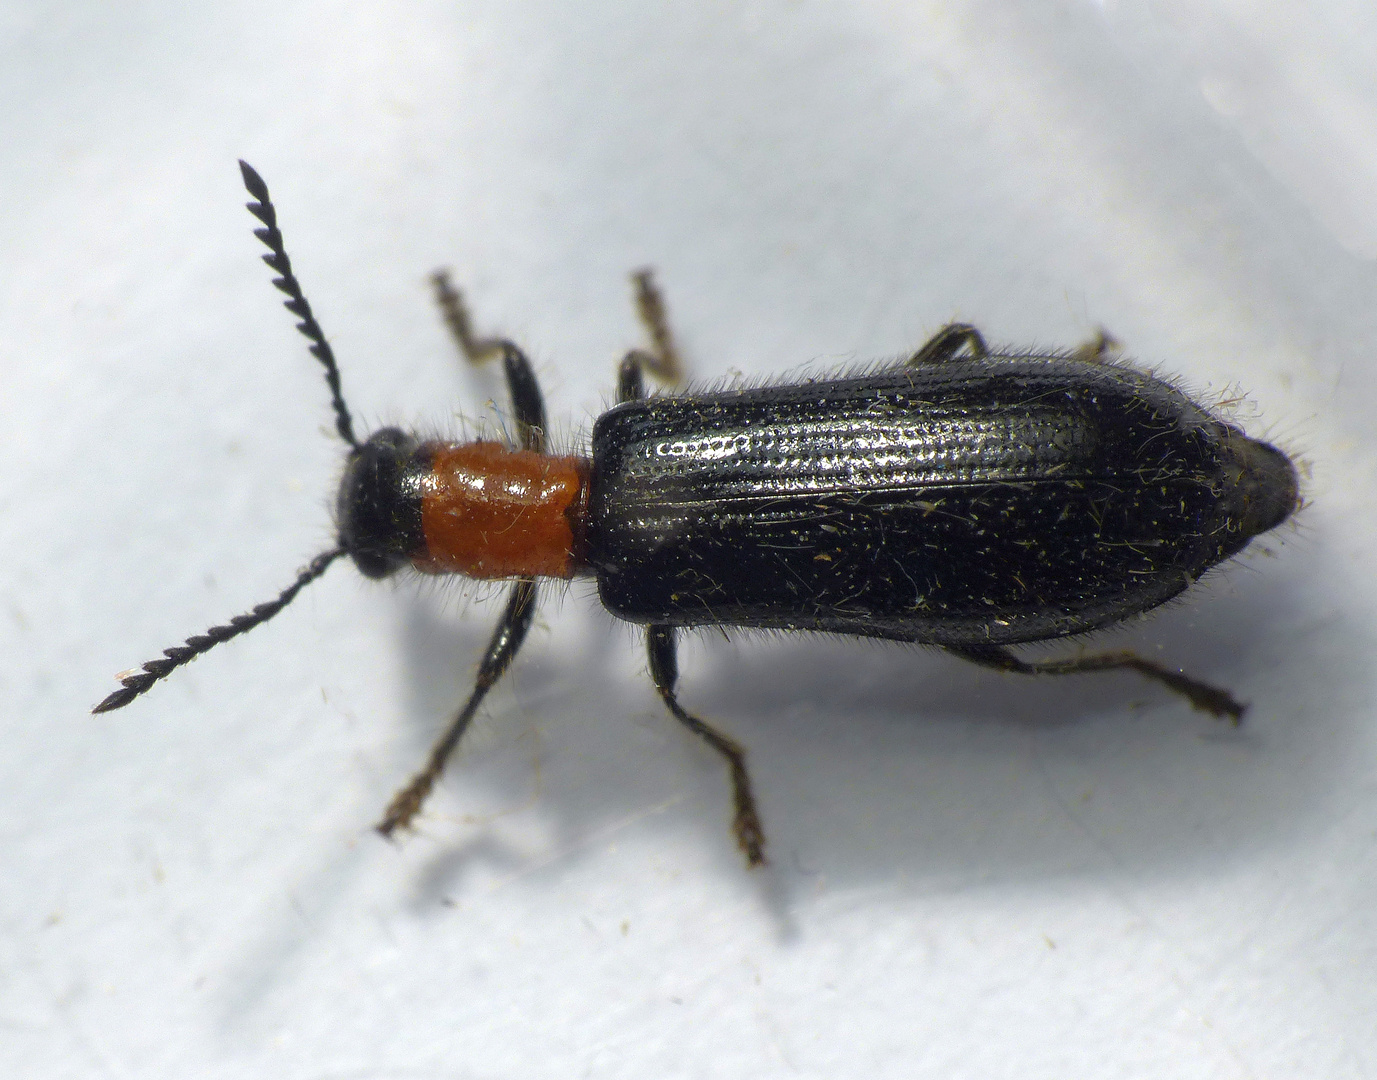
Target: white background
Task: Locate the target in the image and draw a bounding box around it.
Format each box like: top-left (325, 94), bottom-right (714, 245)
top-left (3, 2), bottom-right (1374, 1077)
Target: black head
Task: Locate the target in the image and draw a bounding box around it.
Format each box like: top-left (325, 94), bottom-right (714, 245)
top-left (337, 427), bottom-right (429, 579)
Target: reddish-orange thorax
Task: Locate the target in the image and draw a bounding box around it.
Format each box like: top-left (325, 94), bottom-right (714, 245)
top-left (411, 441), bottom-right (590, 579)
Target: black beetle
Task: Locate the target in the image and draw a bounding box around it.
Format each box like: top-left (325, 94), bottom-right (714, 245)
top-left (97, 163), bottom-right (1299, 867)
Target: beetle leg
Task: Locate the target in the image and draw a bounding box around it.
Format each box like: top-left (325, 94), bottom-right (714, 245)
top-left (616, 353), bottom-right (645, 404)
top-left (647, 625), bottom-right (767, 866)
top-left (909, 323), bottom-right (989, 365)
top-left (946, 643), bottom-right (1245, 724)
top-left (431, 269), bottom-right (507, 364)
top-left (1068, 328), bottom-right (1121, 364)
top-left (494, 342), bottom-right (548, 453)
top-left (617, 267), bottom-right (684, 392)
top-left (377, 578), bottom-right (540, 837)
top-left (431, 270), bottom-right (548, 452)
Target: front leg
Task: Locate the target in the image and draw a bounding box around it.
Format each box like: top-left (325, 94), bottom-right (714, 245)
top-left (378, 578), bottom-right (540, 836)
top-left (431, 270), bottom-right (548, 452)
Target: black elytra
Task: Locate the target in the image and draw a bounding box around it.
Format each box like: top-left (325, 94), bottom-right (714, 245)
top-left (587, 352), bottom-right (1296, 644)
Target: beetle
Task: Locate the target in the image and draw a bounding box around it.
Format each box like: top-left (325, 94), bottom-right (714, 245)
top-left (95, 162), bottom-right (1300, 867)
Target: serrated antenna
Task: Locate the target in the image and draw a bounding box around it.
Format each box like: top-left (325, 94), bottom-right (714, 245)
top-left (92, 548), bottom-right (345, 713)
top-left (238, 160), bottom-right (359, 449)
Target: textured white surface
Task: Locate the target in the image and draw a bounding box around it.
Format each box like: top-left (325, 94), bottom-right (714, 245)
top-left (2, 2), bottom-right (1374, 1076)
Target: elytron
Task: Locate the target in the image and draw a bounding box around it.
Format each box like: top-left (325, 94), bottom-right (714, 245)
top-left (96, 162), bottom-right (1299, 866)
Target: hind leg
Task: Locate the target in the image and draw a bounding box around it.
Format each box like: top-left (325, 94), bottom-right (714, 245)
top-left (947, 643), bottom-right (1245, 723)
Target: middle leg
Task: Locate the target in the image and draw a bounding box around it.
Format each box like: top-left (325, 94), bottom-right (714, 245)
top-left (909, 323), bottom-right (988, 365)
top-left (647, 624), bottom-right (767, 866)
top-left (617, 268), bottom-right (683, 403)
top-left (616, 278), bottom-right (764, 862)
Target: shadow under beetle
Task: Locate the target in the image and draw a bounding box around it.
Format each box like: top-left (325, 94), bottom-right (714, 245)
top-left (96, 162), bottom-right (1300, 868)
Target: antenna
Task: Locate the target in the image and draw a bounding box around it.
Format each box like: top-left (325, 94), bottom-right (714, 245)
top-left (93, 549), bottom-right (345, 713)
top-left (93, 161), bottom-right (364, 714)
top-left (238, 160), bottom-right (359, 449)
